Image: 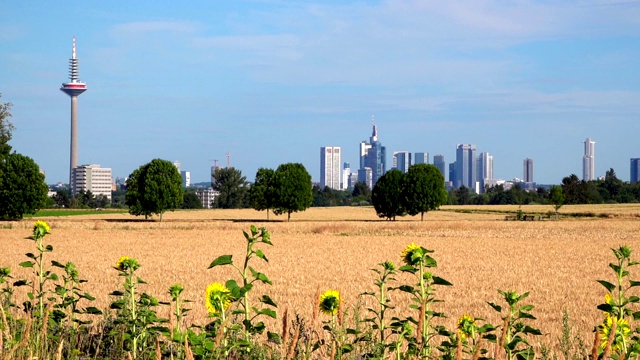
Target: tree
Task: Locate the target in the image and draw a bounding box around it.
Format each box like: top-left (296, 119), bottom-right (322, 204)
top-left (125, 159), bottom-right (184, 221)
top-left (0, 94), bottom-right (14, 156)
top-left (0, 153), bottom-right (49, 220)
top-left (272, 163), bottom-right (313, 222)
top-left (0, 97), bottom-right (48, 220)
top-left (549, 186), bottom-right (565, 216)
top-left (182, 190), bottom-right (203, 209)
top-left (352, 181), bottom-right (371, 204)
top-left (211, 167), bottom-right (249, 209)
top-left (403, 164), bottom-right (448, 221)
top-left (249, 168), bottom-right (275, 219)
top-left (52, 189), bottom-right (71, 208)
top-left (372, 169), bottom-right (406, 221)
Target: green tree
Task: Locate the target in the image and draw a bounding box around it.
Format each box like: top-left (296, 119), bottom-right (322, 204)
top-left (0, 97), bottom-right (48, 220)
top-left (0, 153), bottom-right (49, 220)
top-left (549, 186), bottom-right (565, 215)
top-left (211, 167), bottom-right (248, 209)
top-left (403, 164), bottom-right (448, 221)
top-left (272, 163), bottom-right (313, 222)
top-left (372, 169), bottom-right (406, 221)
top-left (125, 159), bottom-right (184, 221)
top-left (52, 189), bottom-right (71, 208)
top-left (352, 181), bottom-right (371, 204)
top-left (182, 190), bottom-right (203, 209)
top-left (0, 94), bottom-right (14, 156)
top-left (249, 168), bottom-right (275, 219)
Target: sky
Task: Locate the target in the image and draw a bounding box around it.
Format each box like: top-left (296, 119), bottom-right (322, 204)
top-left (1, 1), bottom-right (639, 185)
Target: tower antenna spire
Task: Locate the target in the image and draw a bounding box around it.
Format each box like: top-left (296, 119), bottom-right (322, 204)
top-left (72, 36), bottom-right (76, 60)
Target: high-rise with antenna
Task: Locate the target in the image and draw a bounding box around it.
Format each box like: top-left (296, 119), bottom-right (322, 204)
top-left (60, 37), bottom-right (87, 188)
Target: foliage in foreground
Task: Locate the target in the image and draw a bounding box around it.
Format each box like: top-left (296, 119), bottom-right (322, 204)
top-left (0, 222), bottom-right (637, 359)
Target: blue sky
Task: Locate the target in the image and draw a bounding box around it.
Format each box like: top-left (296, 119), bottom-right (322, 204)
top-left (1, 1), bottom-right (639, 185)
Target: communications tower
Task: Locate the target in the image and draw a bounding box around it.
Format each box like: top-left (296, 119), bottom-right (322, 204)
top-left (60, 37), bottom-right (87, 187)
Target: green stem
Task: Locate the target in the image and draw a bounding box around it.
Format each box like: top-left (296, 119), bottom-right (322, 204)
top-left (419, 263), bottom-right (429, 357)
top-left (379, 279), bottom-right (386, 344)
top-left (128, 270), bottom-right (138, 359)
top-left (242, 241), bottom-right (252, 341)
top-left (37, 237), bottom-right (45, 317)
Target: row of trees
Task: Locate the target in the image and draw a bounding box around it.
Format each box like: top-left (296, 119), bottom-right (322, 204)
top-left (371, 164), bottom-right (448, 221)
top-left (448, 169), bottom-right (640, 206)
top-left (248, 163), bottom-right (313, 221)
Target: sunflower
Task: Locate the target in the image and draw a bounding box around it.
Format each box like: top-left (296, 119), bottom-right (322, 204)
top-left (33, 220), bottom-right (50, 238)
top-left (205, 282), bottom-right (232, 316)
top-left (115, 256), bottom-right (140, 272)
top-left (604, 293), bottom-right (615, 306)
top-left (401, 243), bottom-right (423, 266)
top-left (457, 314), bottom-right (477, 340)
top-left (599, 314), bottom-right (631, 351)
top-left (319, 289), bottom-right (341, 315)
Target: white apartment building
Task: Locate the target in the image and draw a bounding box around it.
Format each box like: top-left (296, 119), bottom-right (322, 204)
top-left (320, 146), bottom-right (341, 190)
top-left (196, 188), bottom-right (219, 209)
top-left (583, 138), bottom-right (595, 181)
top-left (72, 164), bottom-right (113, 200)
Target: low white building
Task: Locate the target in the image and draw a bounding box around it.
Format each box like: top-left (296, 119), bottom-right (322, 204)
top-left (196, 188), bottom-right (219, 209)
top-left (72, 164), bottom-right (113, 200)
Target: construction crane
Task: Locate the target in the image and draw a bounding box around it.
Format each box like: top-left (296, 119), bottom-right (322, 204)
top-left (209, 159), bottom-right (219, 168)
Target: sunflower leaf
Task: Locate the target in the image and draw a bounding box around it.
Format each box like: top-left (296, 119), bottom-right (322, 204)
top-left (209, 255), bottom-right (233, 269)
top-left (259, 295), bottom-right (277, 308)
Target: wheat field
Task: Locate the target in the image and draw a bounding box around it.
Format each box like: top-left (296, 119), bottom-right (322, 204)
top-left (2, 204), bottom-right (640, 349)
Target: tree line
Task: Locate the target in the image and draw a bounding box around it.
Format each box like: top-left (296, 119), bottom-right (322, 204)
top-left (449, 169), bottom-right (640, 206)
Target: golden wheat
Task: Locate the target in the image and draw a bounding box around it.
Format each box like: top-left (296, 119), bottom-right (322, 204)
top-left (1, 206), bottom-right (640, 350)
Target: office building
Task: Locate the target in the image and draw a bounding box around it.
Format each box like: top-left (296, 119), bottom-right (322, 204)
top-left (357, 167), bottom-right (373, 190)
top-left (583, 138), bottom-right (595, 181)
top-left (434, 155), bottom-right (446, 180)
top-left (181, 171), bottom-right (191, 188)
top-left (393, 151), bottom-right (411, 173)
top-left (71, 164), bottom-right (112, 200)
top-left (631, 158), bottom-right (640, 184)
top-left (196, 188), bottom-right (219, 209)
top-left (477, 152), bottom-right (493, 193)
top-left (342, 162), bottom-right (351, 190)
top-left (359, 119), bottom-right (386, 185)
top-left (455, 144), bottom-right (477, 189)
top-left (449, 163), bottom-right (456, 187)
top-left (320, 146), bottom-right (341, 190)
top-left (523, 158), bottom-right (534, 183)
top-left (414, 152), bottom-right (429, 165)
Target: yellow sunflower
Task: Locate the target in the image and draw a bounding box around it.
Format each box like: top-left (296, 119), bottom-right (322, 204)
top-left (599, 314), bottom-right (631, 351)
top-left (33, 220), bottom-right (50, 238)
top-left (318, 289), bottom-right (341, 315)
top-left (401, 243), bottom-right (423, 266)
top-left (115, 256), bottom-right (140, 271)
top-left (205, 282), bottom-right (232, 316)
top-left (457, 314), bottom-right (477, 340)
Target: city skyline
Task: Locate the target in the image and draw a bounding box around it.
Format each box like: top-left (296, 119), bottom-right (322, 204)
top-left (2, 2), bottom-right (639, 185)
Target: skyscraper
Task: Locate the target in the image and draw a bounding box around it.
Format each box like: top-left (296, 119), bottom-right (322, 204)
top-left (455, 144), bottom-right (476, 189)
top-left (359, 118), bottom-right (386, 184)
top-left (583, 138), bottom-right (595, 181)
top-left (414, 152), bottom-right (429, 165)
top-left (523, 158), bottom-right (534, 183)
top-left (434, 155), bottom-right (446, 180)
top-left (60, 37), bottom-right (87, 187)
top-left (477, 152), bottom-right (493, 192)
top-left (631, 158), bottom-right (640, 184)
top-left (393, 151), bottom-right (411, 173)
top-left (320, 146), bottom-right (341, 190)
top-left (342, 162), bottom-right (351, 190)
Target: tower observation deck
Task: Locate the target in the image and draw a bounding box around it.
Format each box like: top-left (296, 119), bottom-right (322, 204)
top-left (60, 37), bottom-right (87, 189)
